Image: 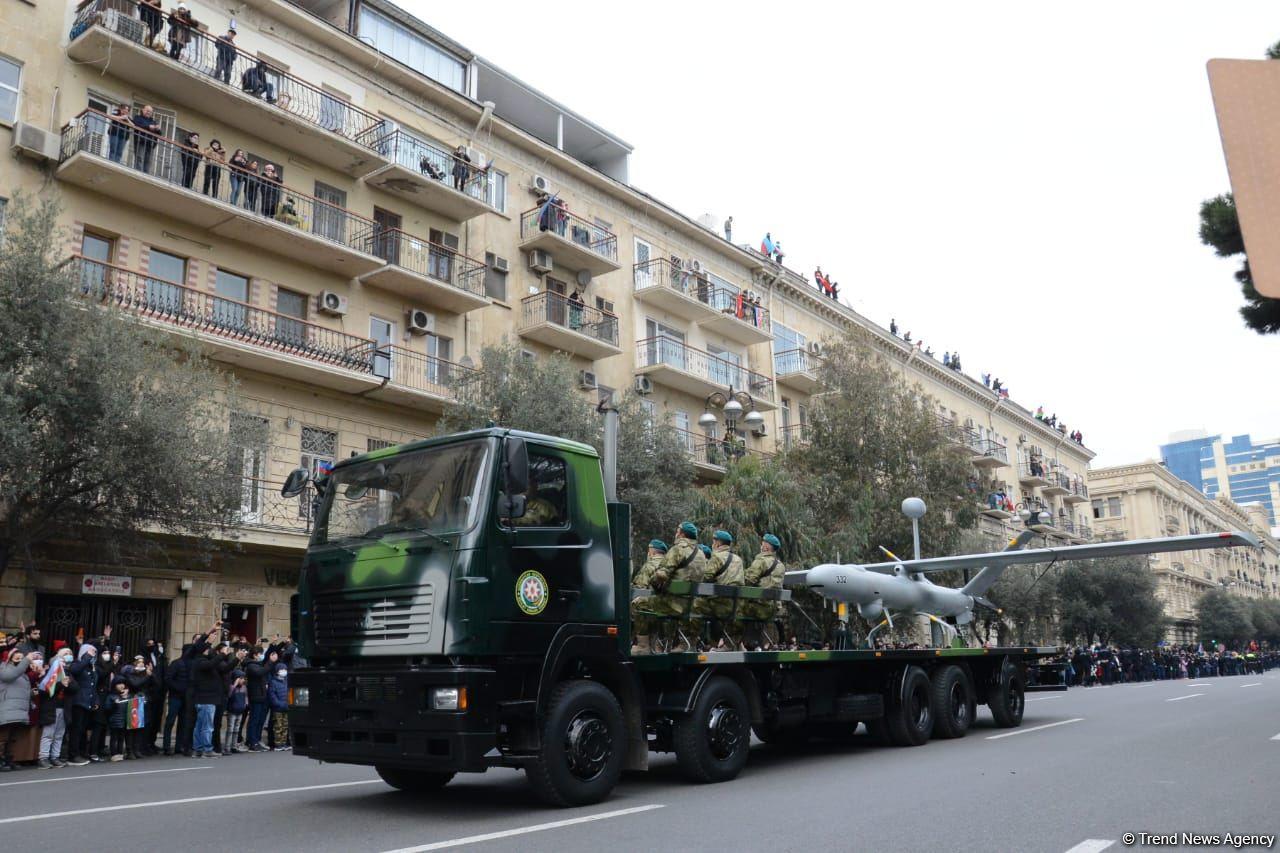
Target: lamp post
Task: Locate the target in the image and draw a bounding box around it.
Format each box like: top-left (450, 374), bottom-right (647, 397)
top-left (698, 388), bottom-right (763, 466)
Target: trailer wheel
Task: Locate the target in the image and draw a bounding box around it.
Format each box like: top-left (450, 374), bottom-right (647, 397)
top-left (526, 680), bottom-right (625, 807)
top-left (930, 665), bottom-right (975, 739)
top-left (376, 767), bottom-right (455, 792)
top-left (885, 666), bottom-right (933, 746)
top-left (675, 676), bottom-right (751, 783)
top-left (986, 660), bottom-right (1025, 728)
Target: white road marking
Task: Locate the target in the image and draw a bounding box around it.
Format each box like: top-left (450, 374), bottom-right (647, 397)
top-left (1063, 840), bottom-right (1116, 853)
top-left (1184, 683), bottom-right (1212, 687)
top-left (0, 766), bottom-right (211, 788)
top-left (986, 718), bottom-right (1084, 740)
top-left (0, 780), bottom-right (380, 824)
top-left (1025, 696), bottom-right (1062, 702)
top-left (1240, 682), bottom-right (1262, 688)
top-left (1271, 732), bottom-right (1280, 741)
top-left (1166, 693), bottom-right (1204, 702)
top-left (378, 804), bottom-right (667, 853)
top-left (1130, 683), bottom-right (1157, 689)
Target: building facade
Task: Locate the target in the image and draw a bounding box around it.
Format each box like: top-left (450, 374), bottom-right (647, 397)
top-left (0, 0), bottom-right (1093, 651)
top-left (1160, 432), bottom-right (1280, 529)
top-left (1087, 462), bottom-right (1280, 643)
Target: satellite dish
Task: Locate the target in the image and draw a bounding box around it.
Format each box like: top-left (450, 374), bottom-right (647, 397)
top-left (576, 269), bottom-right (592, 287)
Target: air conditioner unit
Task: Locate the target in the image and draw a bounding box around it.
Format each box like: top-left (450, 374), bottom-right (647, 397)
top-left (634, 375), bottom-right (653, 395)
top-left (317, 290), bottom-right (348, 317)
top-left (528, 249), bottom-right (553, 274)
top-left (406, 308), bottom-right (435, 335)
top-left (578, 370), bottom-right (598, 391)
top-left (492, 256), bottom-right (509, 273)
top-left (530, 174), bottom-right (551, 194)
top-left (520, 349), bottom-right (536, 362)
top-left (808, 340), bottom-right (823, 356)
top-left (11, 122), bottom-right (60, 162)
top-left (751, 423), bottom-right (768, 437)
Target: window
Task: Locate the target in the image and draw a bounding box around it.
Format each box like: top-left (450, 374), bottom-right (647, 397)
top-left (369, 316), bottom-right (396, 379)
top-left (483, 252), bottom-right (507, 300)
top-left (146, 248), bottom-right (186, 312)
top-left (486, 169), bottom-right (507, 213)
top-left (428, 227), bottom-right (459, 282)
top-left (231, 414), bottom-right (270, 523)
top-left (707, 343), bottom-right (742, 387)
top-left (510, 454), bottom-right (568, 528)
top-left (367, 438), bottom-right (395, 452)
top-left (645, 318), bottom-right (685, 369)
top-left (300, 426), bottom-right (337, 478)
top-left (1107, 497), bottom-right (1122, 518)
top-left (275, 288), bottom-right (307, 347)
top-left (358, 7), bottom-right (466, 93)
top-left (313, 182), bottom-right (346, 242)
top-left (674, 410), bottom-right (693, 451)
top-left (426, 333), bottom-right (452, 385)
top-left (213, 269), bottom-right (249, 330)
top-left (0, 57), bottom-right (20, 125)
top-left (595, 296), bottom-right (615, 315)
top-left (78, 232), bottom-right (114, 294)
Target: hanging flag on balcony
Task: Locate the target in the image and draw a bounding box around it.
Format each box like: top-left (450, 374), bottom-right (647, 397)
top-left (760, 233), bottom-right (776, 256)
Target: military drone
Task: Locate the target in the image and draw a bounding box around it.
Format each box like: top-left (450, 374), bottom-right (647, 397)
top-left (785, 499), bottom-right (1258, 643)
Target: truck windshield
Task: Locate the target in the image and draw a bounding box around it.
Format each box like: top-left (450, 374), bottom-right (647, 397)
top-left (311, 441), bottom-right (490, 546)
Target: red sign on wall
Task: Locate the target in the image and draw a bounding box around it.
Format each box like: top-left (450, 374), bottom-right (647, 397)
top-left (82, 574), bottom-right (133, 596)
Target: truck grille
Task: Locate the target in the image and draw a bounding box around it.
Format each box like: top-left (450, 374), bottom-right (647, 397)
top-left (313, 586), bottom-right (433, 648)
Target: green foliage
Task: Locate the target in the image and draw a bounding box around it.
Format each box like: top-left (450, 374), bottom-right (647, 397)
top-left (1197, 193), bottom-right (1280, 334)
top-left (1266, 40), bottom-right (1280, 60)
top-left (692, 455), bottom-right (819, 565)
top-left (1249, 599), bottom-right (1280, 646)
top-left (1057, 557), bottom-right (1166, 646)
top-left (440, 342), bottom-right (694, 559)
top-left (988, 563), bottom-right (1061, 645)
top-left (1196, 588), bottom-right (1255, 648)
top-left (0, 194), bottom-right (252, 572)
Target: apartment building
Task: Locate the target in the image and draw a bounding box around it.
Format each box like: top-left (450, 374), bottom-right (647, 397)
top-left (1087, 462), bottom-right (1280, 643)
top-left (1160, 431), bottom-right (1280, 529)
top-left (0, 0), bottom-right (1094, 650)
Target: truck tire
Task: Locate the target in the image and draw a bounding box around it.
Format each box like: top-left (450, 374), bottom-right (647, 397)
top-left (674, 676), bottom-right (751, 783)
top-left (376, 767), bottom-right (455, 792)
top-left (986, 660), bottom-right (1025, 728)
top-left (526, 680), bottom-right (626, 807)
top-left (885, 666), bottom-right (933, 747)
top-left (930, 665), bottom-right (975, 739)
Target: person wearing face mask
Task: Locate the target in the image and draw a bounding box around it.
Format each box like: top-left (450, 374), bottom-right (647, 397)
top-left (0, 648), bottom-right (34, 771)
top-left (36, 648), bottom-right (76, 769)
top-left (88, 646), bottom-right (117, 762)
top-left (266, 662), bottom-right (290, 751)
top-left (65, 644), bottom-right (98, 765)
top-left (243, 648), bottom-right (277, 752)
top-left (141, 638), bottom-right (166, 756)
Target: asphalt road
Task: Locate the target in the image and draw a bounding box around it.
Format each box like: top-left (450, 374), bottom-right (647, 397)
top-left (2, 672), bottom-right (1277, 853)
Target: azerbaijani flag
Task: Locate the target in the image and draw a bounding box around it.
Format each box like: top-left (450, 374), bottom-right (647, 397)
top-left (760, 234), bottom-right (776, 256)
top-left (38, 656), bottom-right (65, 697)
top-left (127, 695), bottom-right (146, 730)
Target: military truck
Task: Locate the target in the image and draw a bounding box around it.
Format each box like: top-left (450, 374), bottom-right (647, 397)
top-left (282, 422), bottom-right (1061, 807)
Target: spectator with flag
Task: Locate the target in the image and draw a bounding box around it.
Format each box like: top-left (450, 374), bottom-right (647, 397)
top-left (760, 232), bottom-right (776, 258)
top-left (36, 646), bottom-right (74, 768)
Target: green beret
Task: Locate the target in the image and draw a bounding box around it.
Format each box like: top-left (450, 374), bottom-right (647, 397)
top-left (648, 539), bottom-right (668, 553)
top-left (679, 521), bottom-right (699, 538)
top-left (713, 530), bottom-right (734, 544)
top-left (699, 544), bottom-right (712, 558)
top-left (762, 533), bottom-right (781, 550)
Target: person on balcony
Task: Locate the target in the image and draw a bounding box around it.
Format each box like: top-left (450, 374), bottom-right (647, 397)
top-left (202, 138), bottom-right (225, 196)
top-left (243, 159), bottom-right (261, 213)
top-left (241, 60), bottom-right (276, 103)
top-left (419, 154), bottom-right (445, 181)
top-left (167, 4), bottom-right (198, 62)
top-left (567, 289), bottom-right (584, 331)
top-left (228, 148), bottom-right (249, 206)
top-left (179, 131), bottom-right (202, 190)
top-left (259, 163), bottom-right (282, 219)
top-left (451, 144), bottom-right (472, 192)
top-left (129, 104), bottom-right (160, 174)
top-left (277, 197), bottom-right (301, 227)
top-left (213, 27), bottom-right (237, 85)
top-left (138, 0), bottom-right (164, 48)
top-left (106, 103), bottom-right (132, 163)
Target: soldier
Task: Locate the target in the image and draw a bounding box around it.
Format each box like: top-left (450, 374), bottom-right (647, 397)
top-left (647, 522), bottom-right (707, 652)
top-left (693, 530), bottom-right (746, 649)
top-left (743, 533), bottom-right (786, 649)
top-left (629, 539), bottom-right (667, 654)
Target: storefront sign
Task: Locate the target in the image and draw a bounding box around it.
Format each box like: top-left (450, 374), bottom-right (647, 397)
top-left (82, 574), bottom-right (133, 596)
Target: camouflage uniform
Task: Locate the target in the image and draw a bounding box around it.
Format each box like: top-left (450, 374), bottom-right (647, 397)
top-left (693, 547), bottom-right (745, 645)
top-left (514, 496), bottom-right (558, 527)
top-left (629, 551), bottom-right (664, 635)
top-left (646, 537), bottom-right (706, 618)
top-left (743, 551), bottom-right (785, 621)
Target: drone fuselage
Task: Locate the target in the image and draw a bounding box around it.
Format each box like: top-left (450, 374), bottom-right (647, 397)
top-left (802, 563), bottom-right (975, 623)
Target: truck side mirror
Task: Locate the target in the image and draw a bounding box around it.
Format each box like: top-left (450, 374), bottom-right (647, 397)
top-left (281, 467), bottom-right (311, 498)
top-left (504, 437), bottom-right (529, 494)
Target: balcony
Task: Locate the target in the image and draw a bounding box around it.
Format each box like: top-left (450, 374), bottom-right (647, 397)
top-left (363, 130), bottom-right (495, 222)
top-left (779, 422), bottom-right (811, 450)
top-left (632, 259), bottom-right (771, 345)
top-left (674, 428), bottom-right (772, 482)
top-left (234, 477), bottom-right (315, 546)
top-left (970, 439), bottom-right (1009, 470)
top-left (517, 291), bottom-right (621, 361)
top-left (519, 204), bottom-right (620, 276)
top-left (71, 256), bottom-right (379, 393)
top-left (358, 229), bottom-right (489, 313)
top-left (773, 348), bottom-right (823, 393)
top-left (363, 345), bottom-right (477, 413)
top-left (67, 4), bottom-right (388, 177)
top-left (1042, 469), bottom-right (1071, 497)
top-left (58, 111), bottom-right (384, 276)
top-left (1063, 478), bottom-right (1089, 504)
top-left (635, 337), bottom-right (776, 410)
top-left (1018, 461), bottom-right (1049, 487)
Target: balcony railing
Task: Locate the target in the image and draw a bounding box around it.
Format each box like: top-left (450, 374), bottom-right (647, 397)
top-left (673, 427), bottom-right (772, 469)
top-left (371, 345), bottom-right (477, 400)
top-left (520, 203), bottom-right (618, 262)
top-left (632, 258), bottom-right (770, 332)
top-left (779, 422), bottom-right (811, 449)
top-left (1068, 478), bottom-right (1089, 500)
top-left (520, 291), bottom-right (619, 347)
top-left (774, 348), bottom-right (821, 377)
top-left (635, 337), bottom-right (775, 403)
top-left (236, 477), bottom-right (316, 535)
top-left (970, 439), bottom-right (1009, 464)
top-left (364, 228), bottom-right (486, 296)
top-left (1018, 460), bottom-right (1049, 481)
top-left (69, 1), bottom-right (384, 146)
top-left (372, 129), bottom-right (493, 202)
top-left (61, 110), bottom-right (378, 252)
top-left (71, 256), bottom-right (376, 372)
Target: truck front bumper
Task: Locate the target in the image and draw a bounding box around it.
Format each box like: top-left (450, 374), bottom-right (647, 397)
top-left (287, 666), bottom-right (499, 773)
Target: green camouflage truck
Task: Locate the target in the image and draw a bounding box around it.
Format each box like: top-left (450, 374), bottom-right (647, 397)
top-left (282, 424), bottom-right (1061, 806)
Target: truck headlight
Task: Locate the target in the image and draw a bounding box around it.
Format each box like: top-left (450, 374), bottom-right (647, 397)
top-left (430, 686), bottom-right (467, 711)
top-left (290, 686), bottom-right (309, 708)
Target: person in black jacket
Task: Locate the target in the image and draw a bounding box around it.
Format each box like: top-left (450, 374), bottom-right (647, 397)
top-left (141, 638), bottom-right (166, 755)
top-left (65, 645), bottom-right (98, 765)
top-left (244, 648), bottom-right (278, 752)
top-left (162, 648), bottom-right (191, 755)
top-left (88, 647), bottom-right (118, 762)
top-left (123, 657), bottom-right (155, 760)
top-left (185, 621), bottom-right (223, 758)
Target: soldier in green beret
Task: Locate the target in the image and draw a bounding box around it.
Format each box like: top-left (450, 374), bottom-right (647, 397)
top-left (629, 539), bottom-right (667, 654)
top-left (647, 521), bottom-right (706, 652)
top-left (693, 530), bottom-right (746, 649)
top-left (743, 533), bottom-right (786, 649)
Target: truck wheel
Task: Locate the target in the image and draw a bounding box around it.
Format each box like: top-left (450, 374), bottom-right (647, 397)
top-left (526, 680), bottom-right (626, 807)
top-left (986, 660), bottom-right (1025, 728)
top-left (376, 767), bottom-right (455, 792)
top-left (885, 666), bottom-right (933, 746)
top-left (930, 665), bottom-right (975, 739)
top-left (675, 676), bottom-right (751, 783)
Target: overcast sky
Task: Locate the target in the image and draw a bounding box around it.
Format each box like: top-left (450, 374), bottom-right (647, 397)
top-left (412, 1), bottom-right (1277, 467)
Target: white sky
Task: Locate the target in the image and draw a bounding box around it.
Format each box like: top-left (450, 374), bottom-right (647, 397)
top-left (410, 0), bottom-right (1277, 467)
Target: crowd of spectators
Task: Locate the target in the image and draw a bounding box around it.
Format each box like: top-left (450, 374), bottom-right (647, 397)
top-left (1063, 645), bottom-right (1277, 685)
top-left (1034, 407), bottom-right (1084, 445)
top-left (0, 620), bottom-right (299, 771)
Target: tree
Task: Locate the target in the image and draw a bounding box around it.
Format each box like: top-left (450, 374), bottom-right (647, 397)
top-left (1196, 588), bottom-right (1255, 648)
top-left (987, 563), bottom-right (1060, 645)
top-left (1248, 599), bottom-right (1280, 647)
top-left (440, 342), bottom-right (694, 558)
top-left (1199, 193), bottom-right (1280, 334)
top-left (1057, 557), bottom-right (1165, 646)
top-left (0, 195), bottom-right (255, 574)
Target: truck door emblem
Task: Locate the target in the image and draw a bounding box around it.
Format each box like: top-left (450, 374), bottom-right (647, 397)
top-left (515, 570), bottom-right (550, 616)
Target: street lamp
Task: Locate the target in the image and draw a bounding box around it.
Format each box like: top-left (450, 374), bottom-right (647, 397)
top-left (699, 388), bottom-right (762, 464)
